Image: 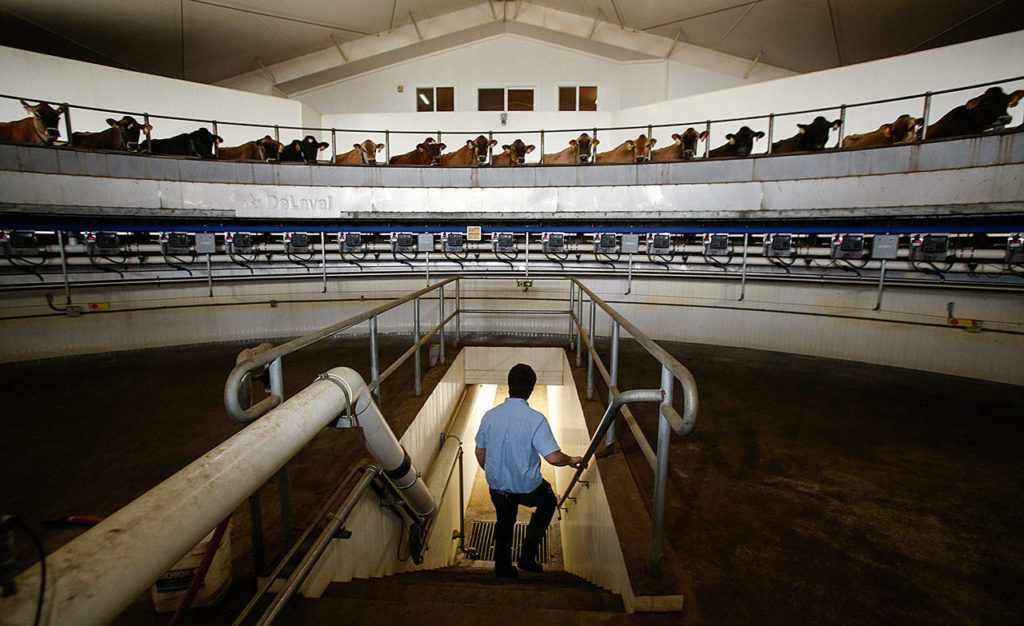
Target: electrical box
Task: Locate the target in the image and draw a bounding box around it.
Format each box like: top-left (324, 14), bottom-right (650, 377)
top-left (493, 232), bottom-right (515, 253)
top-left (910, 234), bottom-right (949, 261)
top-left (594, 233), bottom-right (617, 254)
top-left (87, 232), bottom-right (121, 255)
top-left (417, 233), bottom-right (434, 253)
top-left (831, 234), bottom-right (865, 259)
top-left (442, 232), bottom-right (465, 252)
top-left (2, 230), bottom-right (40, 255)
top-left (647, 233), bottom-right (672, 255)
top-left (871, 234), bottom-right (900, 260)
top-left (763, 233), bottom-right (792, 257)
top-left (285, 233), bottom-right (310, 254)
top-left (195, 233), bottom-right (217, 254)
top-left (703, 234), bottom-right (730, 256)
top-left (621, 234), bottom-right (640, 254)
top-left (542, 233), bottom-right (565, 253)
top-left (162, 232), bottom-right (192, 255)
top-left (340, 233), bottom-right (363, 253)
top-left (1008, 234), bottom-right (1024, 263)
top-left (392, 232), bottom-right (417, 253)
top-left (227, 233), bottom-right (254, 254)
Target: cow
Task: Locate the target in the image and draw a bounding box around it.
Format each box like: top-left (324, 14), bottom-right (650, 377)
top-left (542, 133), bottom-right (599, 164)
top-left (841, 114), bottom-right (923, 149)
top-left (491, 139), bottom-right (535, 166)
top-left (0, 100), bottom-right (67, 145)
top-left (440, 135), bottom-right (497, 166)
top-left (136, 127), bottom-right (223, 158)
top-left (771, 116), bottom-right (841, 153)
top-left (926, 86), bottom-right (1024, 140)
top-left (708, 126), bottom-right (765, 158)
top-left (335, 139), bottom-right (385, 165)
top-left (218, 135), bottom-right (283, 161)
top-left (596, 134), bottom-right (656, 163)
top-left (651, 128), bottom-right (708, 161)
top-left (279, 135), bottom-right (329, 163)
top-left (389, 137), bottom-right (446, 165)
top-left (71, 116), bottom-right (151, 151)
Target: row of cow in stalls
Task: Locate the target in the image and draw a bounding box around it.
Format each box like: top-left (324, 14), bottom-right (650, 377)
top-left (0, 86), bottom-right (1020, 165)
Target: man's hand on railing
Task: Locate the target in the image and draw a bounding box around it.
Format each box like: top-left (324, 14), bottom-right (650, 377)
top-left (544, 450), bottom-right (584, 469)
top-left (569, 456), bottom-right (585, 469)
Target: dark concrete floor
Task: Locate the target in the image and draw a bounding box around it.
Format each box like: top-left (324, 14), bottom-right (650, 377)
top-left (1, 334), bottom-right (1022, 625)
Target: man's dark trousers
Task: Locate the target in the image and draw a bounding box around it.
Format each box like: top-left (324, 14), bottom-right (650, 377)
top-left (489, 479), bottom-right (557, 573)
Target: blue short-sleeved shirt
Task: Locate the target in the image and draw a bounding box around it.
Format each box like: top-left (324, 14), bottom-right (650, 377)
top-left (475, 397), bottom-right (560, 494)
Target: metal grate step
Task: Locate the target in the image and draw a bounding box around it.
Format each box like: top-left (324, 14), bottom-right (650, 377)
top-left (466, 520), bottom-right (549, 563)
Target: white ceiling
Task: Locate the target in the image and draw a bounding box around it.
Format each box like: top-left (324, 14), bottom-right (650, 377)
top-left (0, 0), bottom-right (1020, 85)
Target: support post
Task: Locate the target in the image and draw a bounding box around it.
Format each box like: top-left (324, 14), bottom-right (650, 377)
top-left (207, 253), bottom-right (213, 297)
top-left (370, 316), bottom-right (380, 399)
top-left (921, 92), bottom-right (933, 139)
top-left (455, 278), bottom-right (461, 344)
top-left (439, 284), bottom-right (446, 364)
top-left (63, 104), bottom-right (73, 148)
top-left (739, 233), bottom-right (749, 301)
top-left (320, 232), bottom-right (327, 293)
top-left (248, 493), bottom-right (266, 573)
top-left (575, 289), bottom-right (583, 368)
top-left (586, 298), bottom-right (596, 399)
top-left (568, 281), bottom-right (575, 348)
top-left (524, 232), bottom-right (529, 277)
top-left (874, 258), bottom-right (888, 311)
top-left (648, 365), bottom-right (673, 576)
top-left (605, 320), bottom-right (619, 447)
top-left (58, 230), bottom-right (71, 305)
top-left (414, 297), bottom-right (422, 396)
top-left (268, 358), bottom-right (294, 532)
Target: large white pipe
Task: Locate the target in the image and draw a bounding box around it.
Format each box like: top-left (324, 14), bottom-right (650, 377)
top-left (0, 366), bottom-right (432, 626)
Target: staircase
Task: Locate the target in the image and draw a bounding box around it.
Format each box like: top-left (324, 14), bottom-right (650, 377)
top-left (279, 565), bottom-right (637, 625)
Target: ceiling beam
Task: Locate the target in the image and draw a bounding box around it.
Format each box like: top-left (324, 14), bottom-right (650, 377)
top-left (188, 0), bottom-right (375, 36)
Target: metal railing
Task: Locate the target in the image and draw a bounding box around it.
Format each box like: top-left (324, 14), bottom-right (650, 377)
top-left (4, 73), bottom-right (1022, 164)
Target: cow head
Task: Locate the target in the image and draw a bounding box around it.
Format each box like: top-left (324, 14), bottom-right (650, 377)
top-left (797, 117), bottom-right (842, 150)
top-left (258, 135), bottom-right (284, 160)
top-left (501, 139), bottom-right (535, 165)
top-left (417, 139), bottom-right (446, 165)
top-left (469, 135), bottom-right (498, 164)
top-left (572, 133), bottom-right (598, 163)
top-left (965, 87), bottom-right (1021, 130)
top-left (298, 135), bottom-right (329, 163)
top-left (20, 99), bottom-right (67, 143)
top-left (188, 127), bottom-right (223, 158)
top-left (353, 139), bottom-right (385, 164)
top-left (633, 134), bottom-right (656, 162)
top-left (678, 128), bottom-right (709, 159)
top-left (890, 115), bottom-right (923, 143)
top-left (726, 126), bottom-right (765, 156)
top-left (111, 116), bottom-right (151, 150)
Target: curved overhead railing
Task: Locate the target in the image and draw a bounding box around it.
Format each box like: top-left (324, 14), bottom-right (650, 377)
top-left (2, 73), bottom-right (1022, 163)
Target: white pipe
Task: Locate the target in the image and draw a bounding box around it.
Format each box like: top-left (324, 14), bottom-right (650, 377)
top-left (0, 366), bottom-right (432, 626)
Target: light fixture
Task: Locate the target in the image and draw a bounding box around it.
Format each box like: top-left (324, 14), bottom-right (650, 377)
top-left (419, 93), bottom-right (430, 105)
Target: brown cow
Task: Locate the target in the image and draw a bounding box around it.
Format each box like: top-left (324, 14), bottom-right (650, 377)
top-left (440, 135), bottom-right (497, 166)
top-left (218, 135), bottom-right (283, 160)
top-left (543, 133), bottom-right (599, 164)
top-left (335, 139), bottom-right (385, 164)
top-left (71, 116), bottom-right (151, 151)
top-left (596, 134), bottom-right (655, 163)
top-left (651, 128), bottom-right (708, 161)
top-left (0, 100), bottom-right (67, 144)
top-left (389, 137), bottom-right (446, 165)
top-left (927, 87), bottom-right (1024, 139)
top-left (492, 139), bottom-right (535, 166)
top-left (841, 115), bottom-right (923, 149)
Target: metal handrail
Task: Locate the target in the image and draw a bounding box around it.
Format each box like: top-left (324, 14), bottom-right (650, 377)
top-left (4, 73), bottom-right (1022, 151)
top-left (224, 276), bottom-right (457, 423)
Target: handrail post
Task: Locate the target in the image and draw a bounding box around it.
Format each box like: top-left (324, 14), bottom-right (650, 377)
top-left (605, 320), bottom-right (620, 447)
top-left (57, 229), bottom-right (71, 305)
top-left (539, 129), bottom-right (545, 164)
top-left (575, 288), bottom-right (583, 367)
top-left (455, 278), bottom-right (461, 344)
top-left (648, 365), bottom-right (674, 576)
top-left (837, 104), bottom-right (847, 147)
top-left (921, 91), bottom-right (933, 140)
top-left (331, 128), bottom-right (337, 162)
top-left (274, 125), bottom-right (281, 161)
top-left (63, 103), bottom-right (73, 147)
top-left (568, 281), bottom-right (575, 349)
top-left (439, 284), bottom-right (446, 364)
top-left (414, 297), bottom-right (422, 396)
top-left (703, 120), bottom-right (711, 158)
top-left (212, 121), bottom-right (219, 158)
top-left (385, 129), bottom-right (390, 164)
top-left (586, 298), bottom-right (596, 399)
top-left (739, 232), bottom-right (749, 301)
top-left (267, 357), bottom-right (295, 533)
top-left (370, 316), bottom-right (380, 399)
top-left (144, 113), bottom-right (152, 153)
top-left (766, 114), bottom-right (774, 154)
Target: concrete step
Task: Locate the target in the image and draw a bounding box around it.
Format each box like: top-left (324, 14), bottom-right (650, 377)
top-left (319, 566), bottom-right (625, 613)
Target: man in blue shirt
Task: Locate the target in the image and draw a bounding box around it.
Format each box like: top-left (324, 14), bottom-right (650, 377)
top-left (475, 363), bottom-right (583, 578)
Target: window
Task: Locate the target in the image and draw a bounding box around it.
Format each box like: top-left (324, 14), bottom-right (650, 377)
top-left (558, 86), bottom-right (598, 111)
top-left (477, 88), bottom-right (534, 112)
top-left (417, 87), bottom-right (454, 112)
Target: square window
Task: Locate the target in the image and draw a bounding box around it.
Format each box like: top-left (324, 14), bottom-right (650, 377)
top-left (436, 87), bottom-right (454, 112)
top-left (508, 89), bottom-right (533, 111)
top-left (478, 88), bottom-right (504, 111)
top-left (579, 86), bottom-right (597, 111)
top-left (416, 88), bottom-right (434, 112)
top-left (559, 87), bottom-right (576, 111)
